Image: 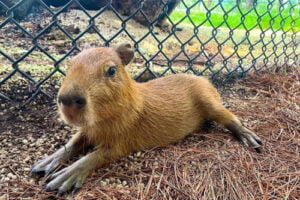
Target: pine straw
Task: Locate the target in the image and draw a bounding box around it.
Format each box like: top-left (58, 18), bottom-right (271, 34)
top-left (1, 67), bottom-right (299, 200)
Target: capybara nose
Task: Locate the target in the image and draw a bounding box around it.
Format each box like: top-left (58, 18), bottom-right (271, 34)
top-left (58, 94), bottom-right (86, 108)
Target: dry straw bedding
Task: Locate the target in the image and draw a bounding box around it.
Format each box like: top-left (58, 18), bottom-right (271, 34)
top-left (0, 67), bottom-right (299, 199)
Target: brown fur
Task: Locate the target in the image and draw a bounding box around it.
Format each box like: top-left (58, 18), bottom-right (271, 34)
top-left (32, 44), bottom-right (262, 193)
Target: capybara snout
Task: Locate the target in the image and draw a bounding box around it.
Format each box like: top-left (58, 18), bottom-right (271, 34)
top-left (58, 93), bottom-right (86, 108)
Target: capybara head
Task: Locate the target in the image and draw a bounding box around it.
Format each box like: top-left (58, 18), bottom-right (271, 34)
top-left (57, 44), bottom-right (135, 126)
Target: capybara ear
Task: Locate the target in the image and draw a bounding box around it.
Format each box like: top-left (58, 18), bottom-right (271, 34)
top-left (116, 43), bottom-right (134, 66)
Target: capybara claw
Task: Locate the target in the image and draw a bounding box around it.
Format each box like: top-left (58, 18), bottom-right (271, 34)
top-left (255, 147), bottom-right (262, 153)
top-left (256, 138), bottom-right (263, 145)
top-left (45, 185), bottom-right (51, 192)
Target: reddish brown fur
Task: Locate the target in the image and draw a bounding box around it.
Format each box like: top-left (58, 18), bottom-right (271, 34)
top-left (32, 44), bottom-right (262, 193)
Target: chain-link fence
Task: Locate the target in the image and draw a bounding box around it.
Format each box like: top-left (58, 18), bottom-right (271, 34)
top-left (0, 0), bottom-right (299, 106)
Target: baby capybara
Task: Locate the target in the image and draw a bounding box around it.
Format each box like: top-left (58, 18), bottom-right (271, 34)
top-left (31, 43), bottom-right (262, 193)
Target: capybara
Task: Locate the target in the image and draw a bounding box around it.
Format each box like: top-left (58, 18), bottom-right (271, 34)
top-left (31, 43), bottom-right (262, 193)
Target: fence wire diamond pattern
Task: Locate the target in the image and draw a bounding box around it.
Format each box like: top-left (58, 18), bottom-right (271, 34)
top-left (0, 0), bottom-right (299, 106)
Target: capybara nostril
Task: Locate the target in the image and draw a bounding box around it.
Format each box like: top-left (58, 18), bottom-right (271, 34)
top-left (58, 95), bottom-right (72, 106)
top-left (73, 96), bottom-right (86, 108)
top-left (58, 94), bottom-right (86, 108)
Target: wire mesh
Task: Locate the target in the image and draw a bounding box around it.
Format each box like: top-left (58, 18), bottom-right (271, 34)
top-left (0, 0), bottom-right (299, 106)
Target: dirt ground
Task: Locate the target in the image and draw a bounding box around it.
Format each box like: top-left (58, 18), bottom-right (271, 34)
top-left (0, 67), bottom-right (299, 200)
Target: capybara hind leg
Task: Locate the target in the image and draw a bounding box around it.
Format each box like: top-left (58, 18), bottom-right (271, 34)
top-left (209, 105), bottom-right (262, 151)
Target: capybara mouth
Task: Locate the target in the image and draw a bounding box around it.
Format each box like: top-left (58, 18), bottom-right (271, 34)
top-left (60, 106), bottom-right (85, 126)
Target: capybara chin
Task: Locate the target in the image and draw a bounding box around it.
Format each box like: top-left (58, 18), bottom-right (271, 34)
top-left (31, 43), bottom-right (262, 193)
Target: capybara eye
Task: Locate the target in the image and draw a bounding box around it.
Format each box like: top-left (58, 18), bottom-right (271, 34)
top-left (106, 66), bottom-right (116, 77)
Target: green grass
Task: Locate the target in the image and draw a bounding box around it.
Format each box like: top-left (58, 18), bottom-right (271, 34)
top-left (169, 4), bottom-right (300, 31)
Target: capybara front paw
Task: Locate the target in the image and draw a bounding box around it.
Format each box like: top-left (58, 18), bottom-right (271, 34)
top-left (31, 156), bottom-right (60, 176)
top-left (31, 150), bottom-right (68, 176)
top-left (45, 164), bottom-right (90, 194)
